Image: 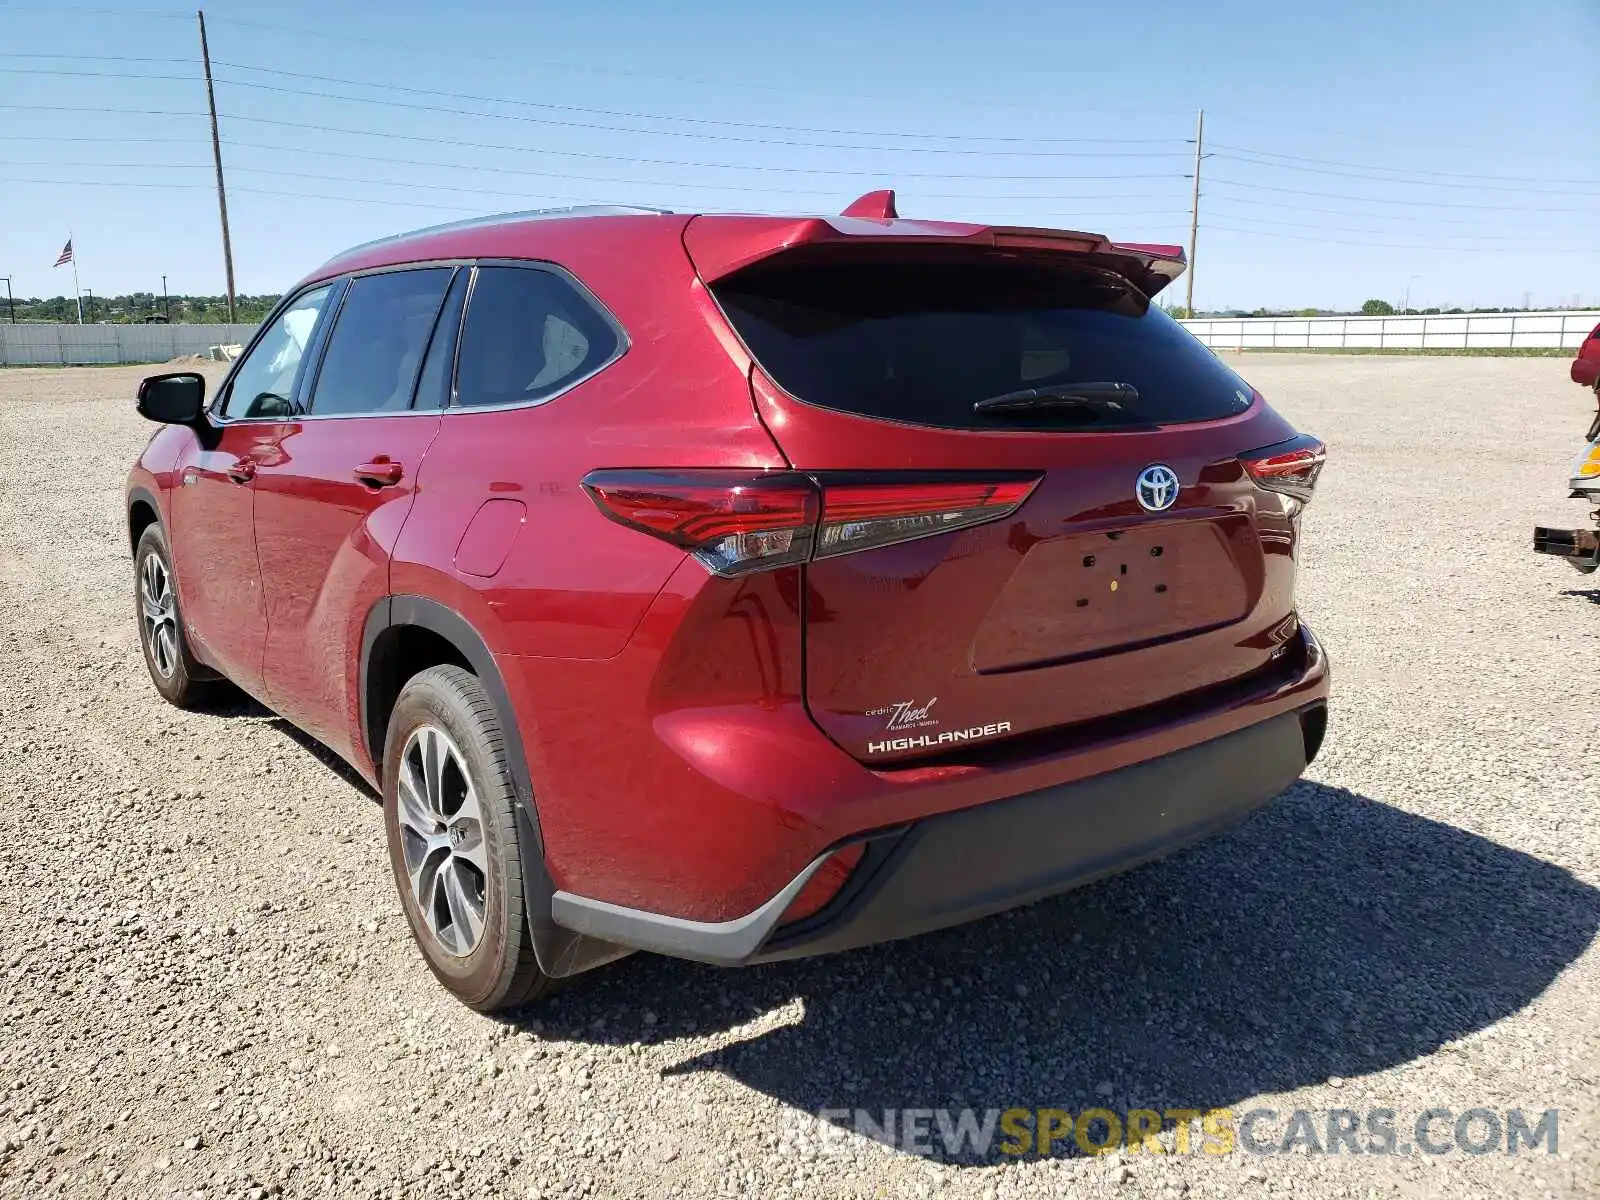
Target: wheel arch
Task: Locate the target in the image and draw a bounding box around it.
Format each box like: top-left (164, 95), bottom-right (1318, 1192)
top-left (127, 485), bottom-right (162, 553)
top-left (360, 595), bottom-right (631, 979)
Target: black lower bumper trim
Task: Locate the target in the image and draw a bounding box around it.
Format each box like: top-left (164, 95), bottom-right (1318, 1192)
top-left (751, 706), bottom-right (1317, 962)
top-left (1533, 525), bottom-right (1600, 567)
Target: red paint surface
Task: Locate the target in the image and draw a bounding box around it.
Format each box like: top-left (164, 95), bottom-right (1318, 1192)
top-left (130, 208), bottom-right (1328, 925)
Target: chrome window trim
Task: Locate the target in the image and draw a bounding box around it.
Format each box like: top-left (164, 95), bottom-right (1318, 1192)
top-left (209, 257), bottom-right (628, 424)
top-left (210, 259), bottom-right (472, 426)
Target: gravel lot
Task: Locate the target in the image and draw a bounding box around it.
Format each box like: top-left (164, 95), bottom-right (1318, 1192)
top-left (1, 356), bottom-right (1597, 1200)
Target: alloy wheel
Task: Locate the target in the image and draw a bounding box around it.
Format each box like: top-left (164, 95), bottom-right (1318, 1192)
top-left (396, 725), bottom-right (490, 957)
top-left (139, 552), bottom-right (179, 679)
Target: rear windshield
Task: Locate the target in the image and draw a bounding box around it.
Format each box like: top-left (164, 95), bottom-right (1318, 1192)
top-left (713, 254), bottom-right (1255, 430)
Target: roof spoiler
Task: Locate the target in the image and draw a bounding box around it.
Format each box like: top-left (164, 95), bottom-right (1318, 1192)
top-left (685, 192), bottom-right (1187, 297)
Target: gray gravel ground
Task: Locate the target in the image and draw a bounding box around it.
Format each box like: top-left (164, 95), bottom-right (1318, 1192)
top-left (1, 355), bottom-right (1597, 1200)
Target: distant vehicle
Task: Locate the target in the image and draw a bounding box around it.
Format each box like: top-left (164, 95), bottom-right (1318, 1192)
top-left (1533, 322), bottom-right (1600, 573)
top-left (125, 195), bottom-right (1330, 1011)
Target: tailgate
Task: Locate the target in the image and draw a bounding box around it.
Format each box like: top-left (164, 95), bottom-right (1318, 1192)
top-left (701, 236), bottom-right (1305, 765)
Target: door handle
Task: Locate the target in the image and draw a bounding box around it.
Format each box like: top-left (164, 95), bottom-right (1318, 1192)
top-left (353, 458), bottom-right (404, 488)
top-left (226, 458), bottom-right (256, 484)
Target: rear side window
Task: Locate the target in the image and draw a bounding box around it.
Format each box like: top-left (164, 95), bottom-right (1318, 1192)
top-left (713, 255), bottom-right (1255, 430)
top-left (453, 265), bottom-right (622, 409)
top-left (309, 267), bottom-right (454, 416)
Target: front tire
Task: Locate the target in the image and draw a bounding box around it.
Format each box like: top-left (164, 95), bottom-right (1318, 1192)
top-left (134, 524), bottom-right (216, 708)
top-left (382, 665), bottom-right (554, 1012)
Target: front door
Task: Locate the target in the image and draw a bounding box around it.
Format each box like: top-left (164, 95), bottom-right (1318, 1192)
top-left (169, 283), bottom-right (338, 698)
top-left (253, 265), bottom-right (461, 768)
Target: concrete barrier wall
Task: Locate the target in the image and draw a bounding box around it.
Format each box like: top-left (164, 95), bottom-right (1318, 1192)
top-left (0, 323), bottom-right (260, 366)
top-left (1180, 310), bottom-right (1600, 351)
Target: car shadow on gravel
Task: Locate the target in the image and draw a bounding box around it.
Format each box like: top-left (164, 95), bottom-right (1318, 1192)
top-left (190, 688), bottom-right (380, 800)
top-left (510, 780), bottom-right (1600, 1165)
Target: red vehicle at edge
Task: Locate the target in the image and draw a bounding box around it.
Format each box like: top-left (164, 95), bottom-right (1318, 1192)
top-left (1533, 321), bottom-right (1600, 572)
top-left (127, 194), bottom-right (1331, 1011)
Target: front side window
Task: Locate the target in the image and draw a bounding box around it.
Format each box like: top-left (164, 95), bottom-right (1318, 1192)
top-left (453, 266), bottom-right (622, 409)
top-left (309, 268), bottom-right (455, 416)
top-left (221, 285), bottom-right (334, 419)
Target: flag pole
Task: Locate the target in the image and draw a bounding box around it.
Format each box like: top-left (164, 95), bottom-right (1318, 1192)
top-left (71, 234), bottom-right (83, 324)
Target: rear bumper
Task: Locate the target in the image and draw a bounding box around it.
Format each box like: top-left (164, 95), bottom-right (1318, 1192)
top-left (551, 698), bottom-right (1325, 966)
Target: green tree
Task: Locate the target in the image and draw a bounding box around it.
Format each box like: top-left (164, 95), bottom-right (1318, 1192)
top-left (1361, 299), bottom-right (1395, 316)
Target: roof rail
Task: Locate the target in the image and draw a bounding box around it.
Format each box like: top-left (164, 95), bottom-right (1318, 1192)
top-left (328, 205), bottom-right (675, 262)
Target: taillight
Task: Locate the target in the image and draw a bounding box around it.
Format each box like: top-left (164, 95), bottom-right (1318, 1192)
top-left (1242, 435), bottom-right (1326, 504)
top-left (815, 479), bottom-right (1039, 560)
top-left (582, 470), bottom-right (1039, 576)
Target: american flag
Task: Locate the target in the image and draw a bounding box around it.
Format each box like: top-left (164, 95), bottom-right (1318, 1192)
top-left (53, 238), bottom-right (73, 268)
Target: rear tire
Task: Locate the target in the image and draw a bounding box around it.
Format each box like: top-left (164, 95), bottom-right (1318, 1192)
top-left (134, 524), bottom-right (217, 708)
top-left (382, 665), bottom-right (554, 1012)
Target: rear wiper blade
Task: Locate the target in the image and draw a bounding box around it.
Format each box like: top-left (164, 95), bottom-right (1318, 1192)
top-left (972, 382), bottom-right (1141, 414)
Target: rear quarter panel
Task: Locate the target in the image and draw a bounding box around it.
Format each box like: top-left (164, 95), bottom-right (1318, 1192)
top-left (387, 219), bottom-right (789, 897)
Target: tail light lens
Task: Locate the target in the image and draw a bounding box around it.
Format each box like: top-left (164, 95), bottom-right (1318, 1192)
top-left (815, 479), bottom-right (1039, 559)
top-left (1242, 435), bottom-right (1326, 504)
top-left (583, 469), bottom-right (1039, 576)
top-left (580, 471), bottom-right (819, 575)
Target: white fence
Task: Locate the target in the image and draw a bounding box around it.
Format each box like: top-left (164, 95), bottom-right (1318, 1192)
top-left (1181, 309), bottom-right (1600, 351)
top-left (0, 322), bottom-right (259, 367)
top-left (4, 308), bottom-right (1598, 366)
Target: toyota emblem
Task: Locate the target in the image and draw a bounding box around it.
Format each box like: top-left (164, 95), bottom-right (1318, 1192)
top-left (1135, 465), bottom-right (1180, 513)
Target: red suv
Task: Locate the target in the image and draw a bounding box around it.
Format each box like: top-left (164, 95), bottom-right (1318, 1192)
top-left (127, 196), bottom-right (1330, 1011)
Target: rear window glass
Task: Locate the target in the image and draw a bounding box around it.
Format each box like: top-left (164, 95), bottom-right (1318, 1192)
top-left (713, 255), bottom-right (1255, 430)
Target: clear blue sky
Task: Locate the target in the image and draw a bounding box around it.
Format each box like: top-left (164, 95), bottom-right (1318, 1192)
top-left (1, 0), bottom-right (1596, 312)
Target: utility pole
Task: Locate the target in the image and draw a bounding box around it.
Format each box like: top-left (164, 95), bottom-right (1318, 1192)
top-left (162, 274), bottom-right (170, 322)
top-left (1185, 108), bottom-right (1204, 319)
top-left (198, 10), bottom-right (237, 324)
top-left (0, 276), bottom-right (13, 323)
top-left (85, 288), bottom-right (95, 323)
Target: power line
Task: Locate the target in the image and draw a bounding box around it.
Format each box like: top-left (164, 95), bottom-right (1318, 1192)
top-left (1209, 150), bottom-right (1600, 196)
top-left (206, 13), bottom-right (1190, 118)
top-left (1206, 177), bottom-right (1599, 214)
top-left (210, 59), bottom-right (1186, 147)
top-left (1208, 141), bottom-right (1600, 187)
top-left (0, 102), bottom-right (1188, 182)
top-left (0, 134), bottom-right (198, 145)
top-left (0, 66), bottom-right (192, 81)
top-left (216, 112), bottom-right (1190, 182)
top-left (0, 2), bottom-right (187, 16)
top-left (0, 166), bottom-right (1193, 221)
top-left (1203, 210), bottom-right (1572, 243)
top-left (207, 75), bottom-right (1192, 158)
top-left (1203, 222), bottom-right (1579, 254)
top-left (0, 51), bottom-right (196, 63)
top-left (0, 103), bottom-right (206, 118)
top-left (1211, 194), bottom-right (1579, 228)
top-left (214, 139), bottom-right (1184, 202)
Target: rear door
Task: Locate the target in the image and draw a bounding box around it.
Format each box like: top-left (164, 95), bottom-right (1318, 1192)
top-left (708, 248), bottom-right (1304, 763)
top-left (252, 265), bottom-right (462, 765)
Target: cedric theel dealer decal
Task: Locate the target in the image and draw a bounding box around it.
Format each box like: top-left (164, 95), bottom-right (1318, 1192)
top-left (864, 697), bottom-right (1013, 755)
